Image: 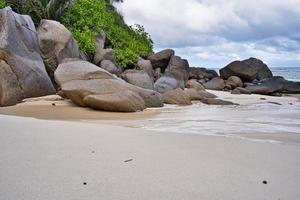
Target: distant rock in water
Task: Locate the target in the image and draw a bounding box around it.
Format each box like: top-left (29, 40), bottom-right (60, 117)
top-left (0, 7), bottom-right (55, 106)
top-left (220, 57), bottom-right (273, 82)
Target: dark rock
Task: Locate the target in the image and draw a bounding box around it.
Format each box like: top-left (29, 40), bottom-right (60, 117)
top-left (0, 8), bottom-right (55, 106)
top-left (154, 68), bottom-right (161, 81)
top-left (148, 49), bottom-right (175, 72)
top-left (163, 88), bottom-right (192, 105)
top-left (200, 98), bottom-right (236, 105)
top-left (282, 81), bottom-right (300, 93)
top-left (189, 67), bottom-right (218, 80)
top-left (245, 76), bottom-right (287, 95)
top-left (203, 77), bottom-right (225, 90)
top-left (220, 58), bottom-right (273, 82)
top-left (121, 69), bottom-right (154, 90)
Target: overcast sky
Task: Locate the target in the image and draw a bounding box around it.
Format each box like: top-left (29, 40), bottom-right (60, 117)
top-left (116, 0), bottom-right (300, 68)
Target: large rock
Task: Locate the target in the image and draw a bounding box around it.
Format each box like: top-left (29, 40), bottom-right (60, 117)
top-left (0, 8), bottom-right (55, 106)
top-left (93, 32), bottom-right (117, 66)
top-left (203, 77), bottom-right (225, 90)
top-left (282, 81), bottom-right (300, 94)
top-left (154, 74), bottom-right (180, 93)
top-left (186, 79), bottom-right (205, 90)
top-left (100, 60), bottom-right (121, 76)
top-left (163, 88), bottom-right (192, 105)
top-left (83, 91), bottom-right (146, 112)
top-left (184, 89), bottom-right (217, 100)
top-left (121, 69), bottom-right (154, 90)
top-left (154, 55), bottom-right (190, 93)
top-left (37, 19), bottom-right (81, 82)
top-left (148, 49), bottom-right (174, 72)
top-left (136, 58), bottom-right (154, 79)
top-left (189, 67), bottom-right (218, 81)
top-left (54, 60), bottom-right (163, 112)
top-left (220, 58), bottom-right (273, 82)
top-left (225, 76), bottom-right (243, 90)
top-left (245, 76), bottom-right (286, 95)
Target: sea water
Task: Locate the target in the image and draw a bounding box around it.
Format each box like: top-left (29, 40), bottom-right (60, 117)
top-left (271, 67), bottom-right (300, 82)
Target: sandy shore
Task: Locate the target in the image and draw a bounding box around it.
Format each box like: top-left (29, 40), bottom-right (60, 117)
top-left (0, 115), bottom-right (300, 200)
top-left (1, 91), bottom-right (300, 199)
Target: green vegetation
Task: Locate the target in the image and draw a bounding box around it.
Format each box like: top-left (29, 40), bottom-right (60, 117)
top-left (1, 0), bottom-right (154, 68)
top-left (62, 0), bottom-right (153, 68)
top-left (0, 0), bottom-right (6, 8)
top-left (3, 0), bottom-right (71, 23)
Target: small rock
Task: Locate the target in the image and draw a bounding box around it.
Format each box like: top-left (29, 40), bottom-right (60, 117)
top-left (262, 180), bottom-right (268, 184)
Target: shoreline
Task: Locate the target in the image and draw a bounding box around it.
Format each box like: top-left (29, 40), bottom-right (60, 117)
top-left (0, 90), bottom-right (299, 145)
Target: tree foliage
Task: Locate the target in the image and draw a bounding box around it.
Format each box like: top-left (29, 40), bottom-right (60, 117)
top-left (3, 0), bottom-right (72, 23)
top-left (62, 0), bottom-right (153, 68)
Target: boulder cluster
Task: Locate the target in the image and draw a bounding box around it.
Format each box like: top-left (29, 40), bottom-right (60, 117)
top-left (0, 7), bottom-right (299, 112)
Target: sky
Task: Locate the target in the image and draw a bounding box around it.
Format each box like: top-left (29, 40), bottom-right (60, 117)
top-left (116, 0), bottom-right (300, 68)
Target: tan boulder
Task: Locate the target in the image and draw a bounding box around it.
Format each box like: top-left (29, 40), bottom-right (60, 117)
top-left (184, 89), bottom-right (217, 100)
top-left (55, 60), bottom-right (163, 112)
top-left (122, 69), bottom-right (154, 90)
top-left (163, 88), bottom-right (192, 105)
top-left (83, 91), bottom-right (146, 112)
top-left (186, 79), bottom-right (205, 90)
top-left (203, 77), bottom-right (225, 90)
top-left (37, 20), bottom-right (82, 82)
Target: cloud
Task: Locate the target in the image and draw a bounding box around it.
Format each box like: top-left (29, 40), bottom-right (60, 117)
top-left (116, 0), bottom-right (300, 68)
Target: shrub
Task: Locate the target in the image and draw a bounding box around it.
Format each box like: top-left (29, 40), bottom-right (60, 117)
top-left (62, 0), bottom-right (153, 68)
top-left (3, 0), bottom-right (72, 24)
top-left (0, 0), bottom-right (6, 8)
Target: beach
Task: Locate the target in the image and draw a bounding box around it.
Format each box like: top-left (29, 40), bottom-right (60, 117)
top-left (1, 91), bottom-right (300, 200)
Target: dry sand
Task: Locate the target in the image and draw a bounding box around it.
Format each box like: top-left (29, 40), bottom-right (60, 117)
top-left (0, 91), bottom-right (300, 199)
top-left (0, 115), bottom-right (300, 200)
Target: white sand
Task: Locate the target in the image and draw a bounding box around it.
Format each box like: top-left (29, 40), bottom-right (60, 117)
top-left (1, 115), bottom-right (300, 200)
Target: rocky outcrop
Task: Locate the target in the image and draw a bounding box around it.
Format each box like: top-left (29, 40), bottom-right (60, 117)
top-left (186, 79), bottom-right (205, 90)
top-left (154, 55), bottom-right (189, 93)
top-left (0, 8), bottom-right (55, 106)
top-left (148, 49), bottom-right (174, 72)
top-left (281, 81), bottom-right (300, 94)
top-left (220, 58), bottom-right (273, 82)
top-left (189, 67), bottom-right (218, 81)
top-left (37, 19), bottom-right (82, 82)
top-left (163, 88), bottom-right (192, 105)
top-left (54, 60), bottom-right (163, 112)
top-left (121, 69), bottom-right (154, 90)
top-left (203, 77), bottom-right (225, 90)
